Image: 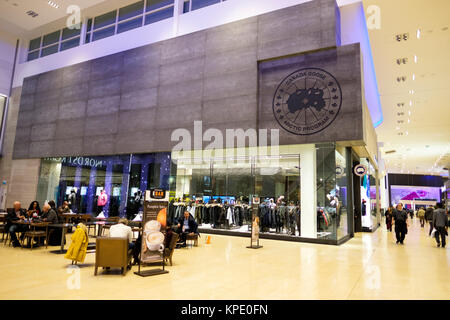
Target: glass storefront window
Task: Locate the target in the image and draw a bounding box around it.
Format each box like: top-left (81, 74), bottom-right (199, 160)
top-left (335, 146), bottom-right (348, 239)
top-left (36, 153), bottom-right (171, 218)
top-left (316, 143), bottom-right (337, 240)
top-left (169, 150), bottom-right (301, 237)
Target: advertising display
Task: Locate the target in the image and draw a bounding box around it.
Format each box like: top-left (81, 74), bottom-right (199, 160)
top-left (247, 196), bottom-right (262, 249)
top-left (391, 185), bottom-right (441, 203)
top-left (135, 189), bottom-right (169, 277)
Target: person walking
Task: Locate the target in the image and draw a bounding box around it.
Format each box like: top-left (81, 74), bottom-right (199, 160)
top-left (393, 203), bottom-right (408, 245)
top-left (425, 206), bottom-right (434, 236)
top-left (385, 206), bottom-right (393, 232)
top-left (417, 207), bottom-right (426, 228)
top-left (432, 202), bottom-right (448, 248)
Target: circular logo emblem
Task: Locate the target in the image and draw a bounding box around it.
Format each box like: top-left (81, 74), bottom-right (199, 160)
top-left (272, 68), bottom-right (342, 135)
top-left (354, 164), bottom-right (367, 177)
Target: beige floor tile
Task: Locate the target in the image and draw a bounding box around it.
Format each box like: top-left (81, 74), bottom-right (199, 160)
top-left (0, 218), bottom-right (448, 300)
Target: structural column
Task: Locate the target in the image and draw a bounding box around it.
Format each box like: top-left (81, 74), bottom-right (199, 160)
top-left (300, 144), bottom-right (317, 238)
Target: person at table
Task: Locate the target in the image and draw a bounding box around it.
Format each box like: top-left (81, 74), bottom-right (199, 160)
top-left (27, 201), bottom-right (41, 219)
top-left (58, 201), bottom-right (71, 214)
top-left (6, 201), bottom-right (28, 247)
top-left (42, 203), bottom-right (59, 224)
top-left (109, 218), bottom-right (134, 250)
top-left (42, 203), bottom-right (64, 245)
top-left (176, 211), bottom-right (198, 247)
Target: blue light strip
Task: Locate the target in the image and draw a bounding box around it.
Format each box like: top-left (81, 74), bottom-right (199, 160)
top-left (340, 2), bottom-right (384, 128)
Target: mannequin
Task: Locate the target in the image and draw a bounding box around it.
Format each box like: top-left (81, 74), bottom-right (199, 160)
top-left (97, 189), bottom-right (108, 216)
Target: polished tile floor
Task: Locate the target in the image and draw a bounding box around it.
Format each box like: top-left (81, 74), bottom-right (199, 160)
top-left (0, 218), bottom-right (448, 300)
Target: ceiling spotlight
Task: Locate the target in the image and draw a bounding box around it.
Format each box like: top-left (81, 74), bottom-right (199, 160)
top-left (26, 10), bottom-right (39, 17)
top-left (417, 29), bottom-right (421, 39)
top-left (47, 1), bottom-right (59, 8)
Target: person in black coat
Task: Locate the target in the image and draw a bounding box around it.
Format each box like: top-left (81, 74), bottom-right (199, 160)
top-left (6, 201), bottom-right (28, 247)
top-left (176, 211), bottom-right (198, 247)
top-left (393, 203), bottom-right (408, 245)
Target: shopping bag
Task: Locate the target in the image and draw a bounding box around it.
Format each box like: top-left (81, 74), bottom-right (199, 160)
top-left (430, 228), bottom-right (437, 238)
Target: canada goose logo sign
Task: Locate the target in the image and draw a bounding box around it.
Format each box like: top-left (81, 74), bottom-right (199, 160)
top-left (273, 68), bottom-right (342, 135)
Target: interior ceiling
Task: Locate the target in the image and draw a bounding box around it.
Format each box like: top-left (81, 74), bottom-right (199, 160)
top-left (0, 0), bottom-right (109, 35)
top-left (0, 0), bottom-right (448, 178)
top-left (362, 0), bottom-right (450, 178)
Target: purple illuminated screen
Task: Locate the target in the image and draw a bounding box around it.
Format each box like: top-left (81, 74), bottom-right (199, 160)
top-left (391, 185), bottom-right (441, 203)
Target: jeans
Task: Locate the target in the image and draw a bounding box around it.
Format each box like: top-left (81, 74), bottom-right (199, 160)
top-left (8, 224), bottom-right (26, 244)
top-left (428, 221), bottom-right (433, 236)
top-left (435, 227), bottom-right (447, 247)
top-left (419, 218), bottom-right (425, 228)
top-left (395, 222), bottom-right (407, 243)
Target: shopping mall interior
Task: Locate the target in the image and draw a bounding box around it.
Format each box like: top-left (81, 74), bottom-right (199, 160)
top-left (0, 0), bottom-right (448, 302)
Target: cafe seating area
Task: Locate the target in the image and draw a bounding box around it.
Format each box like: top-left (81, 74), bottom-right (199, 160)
top-left (0, 209), bottom-right (200, 278)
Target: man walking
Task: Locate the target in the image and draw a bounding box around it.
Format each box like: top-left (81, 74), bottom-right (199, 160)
top-left (393, 203), bottom-right (408, 245)
top-left (425, 206), bottom-right (434, 236)
top-left (417, 207), bottom-right (426, 228)
top-left (432, 203), bottom-right (448, 248)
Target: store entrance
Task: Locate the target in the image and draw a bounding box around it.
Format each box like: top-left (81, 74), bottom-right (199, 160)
top-left (352, 158), bottom-right (363, 233)
top-left (172, 154), bottom-right (301, 235)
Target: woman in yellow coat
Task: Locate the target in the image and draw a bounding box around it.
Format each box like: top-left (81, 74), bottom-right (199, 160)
top-left (65, 223), bottom-right (89, 264)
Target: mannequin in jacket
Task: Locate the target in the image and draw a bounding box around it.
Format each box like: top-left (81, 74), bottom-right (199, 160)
top-left (176, 211), bottom-right (198, 247)
top-left (97, 189), bottom-right (108, 215)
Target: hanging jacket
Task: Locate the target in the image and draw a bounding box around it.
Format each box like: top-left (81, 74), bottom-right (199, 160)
top-left (64, 223), bottom-right (89, 263)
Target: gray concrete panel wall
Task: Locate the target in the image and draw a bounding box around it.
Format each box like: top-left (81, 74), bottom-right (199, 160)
top-left (13, 0), bottom-right (352, 159)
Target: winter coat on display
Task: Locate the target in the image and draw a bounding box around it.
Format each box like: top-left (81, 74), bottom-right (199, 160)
top-left (97, 193), bottom-right (108, 207)
top-left (65, 223), bottom-right (89, 263)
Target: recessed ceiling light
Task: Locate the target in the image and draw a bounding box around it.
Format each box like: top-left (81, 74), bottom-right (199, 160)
top-left (47, 1), bottom-right (59, 9)
top-left (417, 29), bottom-right (421, 39)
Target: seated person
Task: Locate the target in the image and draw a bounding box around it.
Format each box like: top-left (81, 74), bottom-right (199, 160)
top-left (176, 211), bottom-right (198, 247)
top-left (27, 201), bottom-right (41, 219)
top-left (6, 201), bottom-right (28, 247)
top-left (109, 218), bottom-right (134, 250)
top-left (42, 203), bottom-right (59, 224)
top-left (42, 203), bottom-right (63, 246)
top-left (58, 201), bottom-right (71, 214)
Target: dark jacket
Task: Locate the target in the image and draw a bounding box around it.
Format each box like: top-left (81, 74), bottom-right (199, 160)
top-left (432, 209), bottom-right (448, 228)
top-left (42, 208), bottom-right (59, 224)
top-left (393, 209), bottom-right (408, 223)
top-left (6, 208), bottom-right (27, 222)
top-left (6, 208), bottom-right (27, 231)
top-left (177, 214), bottom-right (198, 234)
top-left (425, 208), bottom-right (434, 221)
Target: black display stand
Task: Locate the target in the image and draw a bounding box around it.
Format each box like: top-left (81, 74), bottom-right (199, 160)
top-left (134, 229), bottom-right (169, 277)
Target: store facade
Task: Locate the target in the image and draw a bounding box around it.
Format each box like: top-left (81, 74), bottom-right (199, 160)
top-left (8, 0), bottom-right (382, 244)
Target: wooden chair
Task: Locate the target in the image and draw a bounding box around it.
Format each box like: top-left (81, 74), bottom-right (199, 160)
top-left (100, 216), bottom-right (120, 236)
top-left (164, 233), bottom-right (179, 266)
top-left (0, 216), bottom-right (6, 242)
top-left (21, 222), bottom-right (49, 250)
top-left (186, 233), bottom-right (199, 247)
top-left (82, 215), bottom-right (97, 236)
top-left (94, 237), bottom-right (132, 276)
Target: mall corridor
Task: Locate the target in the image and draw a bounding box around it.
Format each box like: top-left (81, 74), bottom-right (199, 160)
top-left (0, 218), bottom-right (448, 300)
